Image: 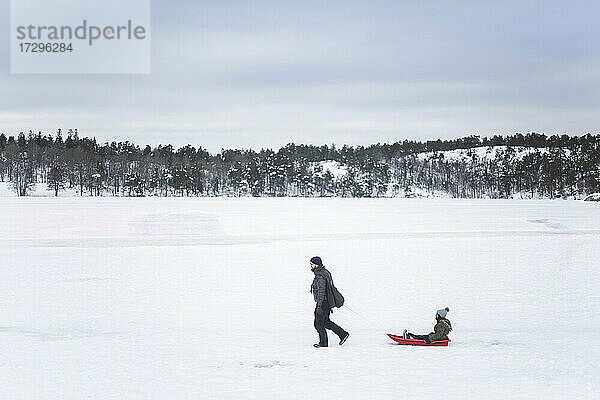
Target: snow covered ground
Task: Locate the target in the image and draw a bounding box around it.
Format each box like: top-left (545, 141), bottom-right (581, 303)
top-left (1, 198), bottom-right (599, 399)
top-left (416, 145), bottom-right (565, 162)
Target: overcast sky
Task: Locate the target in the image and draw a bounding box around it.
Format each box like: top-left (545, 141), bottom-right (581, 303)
top-left (1, 0), bottom-right (599, 152)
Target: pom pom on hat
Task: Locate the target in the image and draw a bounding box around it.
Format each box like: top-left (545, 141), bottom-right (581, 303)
top-left (437, 307), bottom-right (450, 318)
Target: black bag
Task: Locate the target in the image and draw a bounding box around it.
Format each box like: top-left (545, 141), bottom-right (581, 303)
top-left (329, 283), bottom-right (345, 308)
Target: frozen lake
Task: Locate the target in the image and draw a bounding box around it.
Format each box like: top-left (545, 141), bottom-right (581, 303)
top-left (1, 198), bottom-right (599, 399)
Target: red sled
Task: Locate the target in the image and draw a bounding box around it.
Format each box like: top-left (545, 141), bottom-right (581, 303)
top-left (387, 334), bottom-right (451, 346)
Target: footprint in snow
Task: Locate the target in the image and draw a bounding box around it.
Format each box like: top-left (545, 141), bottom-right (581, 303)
top-left (254, 360), bottom-right (291, 368)
top-left (526, 219), bottom-right (567, 231)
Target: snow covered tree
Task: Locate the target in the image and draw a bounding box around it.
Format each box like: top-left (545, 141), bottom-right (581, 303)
top-left (168, 166), bottom-right (193, 196)
top-left (47, 157), bottom-right (66, 196)
top-left (124, 172), bottom-right (145, 196)
top-left (13, 151), bottom-right (35, 196)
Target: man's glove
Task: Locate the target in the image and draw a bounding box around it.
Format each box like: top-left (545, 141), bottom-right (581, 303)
top-left (316, 306), bottom-right (323, 315)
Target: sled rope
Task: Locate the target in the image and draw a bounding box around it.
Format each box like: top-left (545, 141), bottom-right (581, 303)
top-left (344, 305), bottom-right (394, 332)
top-left (344, 305), bottom-right (371, 322)
top-left (344, 305), bottom-right (384, 327)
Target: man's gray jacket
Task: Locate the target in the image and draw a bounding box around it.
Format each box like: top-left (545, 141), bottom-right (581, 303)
top-left (310, 267), bottom-right (332, 307)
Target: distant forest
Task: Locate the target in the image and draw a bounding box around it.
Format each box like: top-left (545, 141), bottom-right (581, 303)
top-left (1, 130), bottom-right (599, 198)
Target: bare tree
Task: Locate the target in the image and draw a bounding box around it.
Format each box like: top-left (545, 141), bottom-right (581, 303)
top-left (13, 151), bottom-right (35, 196)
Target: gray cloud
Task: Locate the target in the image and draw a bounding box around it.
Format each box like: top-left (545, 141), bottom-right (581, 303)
top-left (1, 0), bottom-right (599, 151)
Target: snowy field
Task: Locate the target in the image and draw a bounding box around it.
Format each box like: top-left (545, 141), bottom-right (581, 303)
top-left (1, 198), bottom-right (599, 399)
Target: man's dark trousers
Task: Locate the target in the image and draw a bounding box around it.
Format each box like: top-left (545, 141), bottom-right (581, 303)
top-left (314, 300), bottom-right (347, 346)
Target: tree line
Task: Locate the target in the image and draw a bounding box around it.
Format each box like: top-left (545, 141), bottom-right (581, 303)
top-left (1, 129), bottom-right (599, 198)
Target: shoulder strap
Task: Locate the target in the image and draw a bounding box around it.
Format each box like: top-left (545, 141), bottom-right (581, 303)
top-left (318, 268), bottom-right (334, 287)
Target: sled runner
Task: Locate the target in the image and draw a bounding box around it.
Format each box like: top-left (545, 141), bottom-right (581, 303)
top-left (387, 334), bottom-right (450, 346)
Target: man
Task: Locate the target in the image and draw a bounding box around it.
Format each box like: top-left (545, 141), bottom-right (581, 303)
top-left (310, 256), bottom-right (349, 348)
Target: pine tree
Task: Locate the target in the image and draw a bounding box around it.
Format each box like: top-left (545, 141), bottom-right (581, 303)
top-left (47, 157), bottom-right (66, 196)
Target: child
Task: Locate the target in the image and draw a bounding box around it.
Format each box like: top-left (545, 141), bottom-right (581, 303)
top-left (404, 307), bottom-right (452, 343)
